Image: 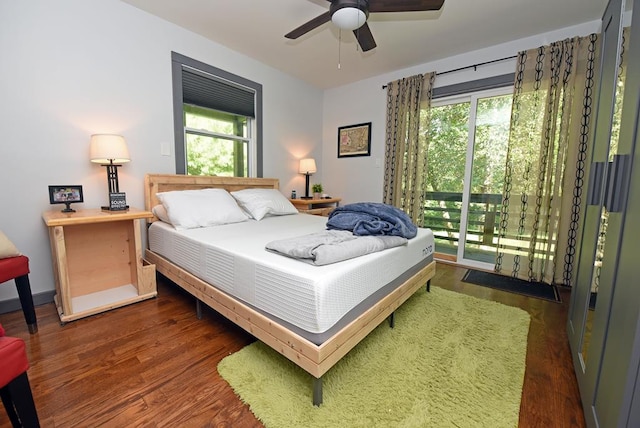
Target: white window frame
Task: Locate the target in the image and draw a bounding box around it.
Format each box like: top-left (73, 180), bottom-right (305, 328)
top-left (430, 86), bottom-right (513, 270)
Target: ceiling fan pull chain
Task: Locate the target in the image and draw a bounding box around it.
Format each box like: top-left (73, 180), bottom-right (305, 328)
top-left (338, 29), bottom-right (342, 69)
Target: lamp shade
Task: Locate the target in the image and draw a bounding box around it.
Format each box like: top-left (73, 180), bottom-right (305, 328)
top-left (332, 7), bottom-right (366, 30)
top-left (299, 158), bottom-right (317, 174)
top-left (89, 134), bottom-right (130, 164)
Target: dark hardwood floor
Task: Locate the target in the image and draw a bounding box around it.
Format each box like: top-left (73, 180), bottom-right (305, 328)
top-left (0, 262), bottom-right (584, 427)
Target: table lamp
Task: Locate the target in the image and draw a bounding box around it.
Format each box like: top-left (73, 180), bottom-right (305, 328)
top-left (90, 134), bottom-right (130, 211)
top-left (299, 158), bottom-right (317, 199)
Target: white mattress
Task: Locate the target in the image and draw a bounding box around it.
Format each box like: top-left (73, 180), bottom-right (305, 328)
top-left (148, 213), bottom-right (434, 335)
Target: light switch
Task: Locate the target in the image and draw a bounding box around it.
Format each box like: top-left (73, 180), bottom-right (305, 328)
top-left (161, 143), bottom-right (171, 156)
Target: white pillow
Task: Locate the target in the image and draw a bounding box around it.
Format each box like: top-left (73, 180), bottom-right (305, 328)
top-left (156, 188), bottom-right (248, 230)
top-left (0, 230), bottom-right (21, 259)
top-left (231, 188), bottom-right (298, 221)
top-left (151, 204), bottom-right (172, 224)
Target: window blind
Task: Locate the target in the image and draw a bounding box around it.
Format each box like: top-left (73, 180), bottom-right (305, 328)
top-left (433, 73), bottom-right (515, 99)
top-left (182, 68), bottom-right (255, 118)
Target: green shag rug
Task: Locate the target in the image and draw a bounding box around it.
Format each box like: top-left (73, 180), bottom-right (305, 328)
top-left (217, 287), bottom-right (530, 427)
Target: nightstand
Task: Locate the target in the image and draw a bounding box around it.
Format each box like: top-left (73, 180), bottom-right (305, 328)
top-left (290, 197), bottom-right (341, 216)
top-left (42, 208), bottom-right (157, 323)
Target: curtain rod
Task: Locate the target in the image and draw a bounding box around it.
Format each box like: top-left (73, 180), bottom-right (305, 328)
top-left (381, 55), bottom-right (518, 89)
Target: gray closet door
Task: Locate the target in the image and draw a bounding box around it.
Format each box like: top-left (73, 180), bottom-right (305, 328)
top-left (567, 0), bottom-right (640, 425)
top-left (567, 0), bottom-right (625, 376)
top-left (588, 0), bottom-right (640, 423)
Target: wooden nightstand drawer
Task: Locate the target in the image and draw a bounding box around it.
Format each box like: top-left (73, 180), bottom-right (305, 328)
top-left (290, 197), bottom-right (341, 216)
top-left (318, 207), bottom-right (336, 216)
top-left (299, 208), bottom-right (324, 215)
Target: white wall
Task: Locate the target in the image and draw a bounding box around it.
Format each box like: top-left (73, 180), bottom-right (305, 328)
top-left (0, 0), bottom-right (323, 301)
top-left (321, 21), bottom-right (602, 205)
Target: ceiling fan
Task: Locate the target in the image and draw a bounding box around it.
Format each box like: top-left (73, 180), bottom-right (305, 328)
top-left (285, 0), bottom-right (445, 52)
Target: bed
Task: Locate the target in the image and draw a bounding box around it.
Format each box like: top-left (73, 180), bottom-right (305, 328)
top-left (143, 174), bottom-right (436, 405)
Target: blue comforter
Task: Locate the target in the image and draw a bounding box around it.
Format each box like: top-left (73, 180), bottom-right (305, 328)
top-left (327, 202), bottom-right (417, 239)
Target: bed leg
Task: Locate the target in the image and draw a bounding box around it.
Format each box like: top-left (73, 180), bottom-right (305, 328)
top-left (388, 311), bottom-right (395, 328)
top-left (196, 299), bottom-right (203, 320)
top-left (426, 279), bottom-right (431, 292)
top-left (313, 377), bottom-right (323, 406)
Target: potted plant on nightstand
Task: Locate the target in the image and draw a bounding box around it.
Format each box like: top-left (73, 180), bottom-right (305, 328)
top-left (312, 183), bottom-right (323, 199)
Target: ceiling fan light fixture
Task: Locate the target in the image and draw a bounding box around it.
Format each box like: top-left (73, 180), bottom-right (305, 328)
top-left (332, 7), bottom-right (366, 30)
top-left (285, 0), bottom-right (444, 52)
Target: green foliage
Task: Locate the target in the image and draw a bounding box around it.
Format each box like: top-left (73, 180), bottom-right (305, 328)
top-left (422, 102), bottom-right (469, 193)
top-left (471, 95), bottom-right (512, 194)
top-left (312, 183), bottom-right (323, 193)
top-left (184, 104), bottom-right (248, 177)
top-left (423, 94), bottom-right (512, 195)
top-left (186, 135), bottom-right (238, 176)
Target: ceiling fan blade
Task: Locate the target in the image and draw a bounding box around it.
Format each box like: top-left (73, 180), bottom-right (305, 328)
top-left (285, 11), bottom-right (332, 39)
top-left (369, 0), bottom-right (444, 13)
top-left (353, 22), bottom-right (377, 52)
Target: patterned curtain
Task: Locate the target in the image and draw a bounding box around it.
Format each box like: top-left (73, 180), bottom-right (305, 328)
top-left (383, 72), bottom-right (436, 226)
top-left (495, 34), bottom-right (600, 285)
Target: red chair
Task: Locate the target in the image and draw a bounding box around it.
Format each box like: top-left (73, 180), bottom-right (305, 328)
top-left (0, 324), bottom-right (40, 427)
top-left (0, 256), bottom-right (37, 334)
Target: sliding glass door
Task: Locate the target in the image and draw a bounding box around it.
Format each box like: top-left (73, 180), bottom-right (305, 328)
top-left (424, 88), bottom-right (512, 269)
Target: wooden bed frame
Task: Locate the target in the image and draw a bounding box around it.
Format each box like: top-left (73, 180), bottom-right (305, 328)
top-left (143, 173), bottom-right (436, 405)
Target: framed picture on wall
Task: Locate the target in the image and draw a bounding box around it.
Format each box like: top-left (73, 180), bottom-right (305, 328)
top-left (338, 122), bottom-right (371, 158)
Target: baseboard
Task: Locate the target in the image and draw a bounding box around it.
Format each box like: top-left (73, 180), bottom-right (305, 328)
top-left (0, 290), bottom-right (55, 315)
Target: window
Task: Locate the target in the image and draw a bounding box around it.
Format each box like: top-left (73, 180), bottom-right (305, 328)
top-left (184, 105), bottom-right (248, 176)
top-left (171, 52), bottom-right (263, 177)
top-left (423, 77), bottom-right (513, 269)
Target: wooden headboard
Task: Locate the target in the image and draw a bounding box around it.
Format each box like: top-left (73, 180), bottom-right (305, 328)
top-left (144, 174), bottom-right (280, 220)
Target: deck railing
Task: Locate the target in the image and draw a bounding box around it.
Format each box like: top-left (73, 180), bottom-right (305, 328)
top-left (424, 191), bottom-right (502, 249)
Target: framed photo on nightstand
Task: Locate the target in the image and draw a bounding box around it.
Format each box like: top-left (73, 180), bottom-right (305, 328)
top-left (48, 185), bottom-right (83, 213)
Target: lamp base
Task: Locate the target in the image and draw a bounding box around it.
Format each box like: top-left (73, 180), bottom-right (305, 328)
top-left (300, 196), bottom-right (313, 200)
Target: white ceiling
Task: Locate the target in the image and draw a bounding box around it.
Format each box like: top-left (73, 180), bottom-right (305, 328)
top-left (120, 0), bottom-right (608, 89)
